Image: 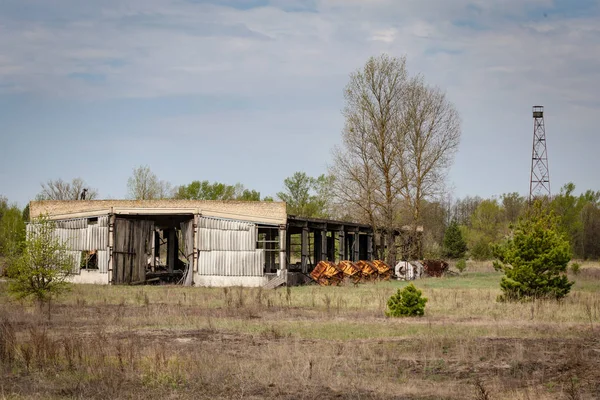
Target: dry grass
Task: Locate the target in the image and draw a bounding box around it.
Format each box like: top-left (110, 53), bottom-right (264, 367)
top-left (1, 262), bottom-right (599, 399)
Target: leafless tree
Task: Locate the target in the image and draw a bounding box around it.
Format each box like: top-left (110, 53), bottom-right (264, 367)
top-left (127, 165), bottom-right (173, 200)
top-left (330, 54), bottom-right (408, 264)
top-left (400, 76), bottom-right (461, 256)
top-left (330, 54), bottom-right (461, 264)
top-left (37, 178), bottom-right (98, 201)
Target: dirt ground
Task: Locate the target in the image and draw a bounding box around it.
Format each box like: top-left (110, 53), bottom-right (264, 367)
top-left (1, 268), bottom-right (600, 399)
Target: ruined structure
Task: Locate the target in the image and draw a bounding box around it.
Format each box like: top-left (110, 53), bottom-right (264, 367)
top-left (29, 200), bottom-right (377, 287)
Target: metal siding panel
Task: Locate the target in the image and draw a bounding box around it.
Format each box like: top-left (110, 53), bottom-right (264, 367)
top-left (97, 250), bottom-right (108, 273)
top-left (68, 250), bottom-right (81, 274)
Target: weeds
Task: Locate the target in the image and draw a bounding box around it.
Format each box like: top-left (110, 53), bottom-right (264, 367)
top-left (473, 378), bottom-right (491, 400)
top-left (0, 264), bottom-right (599, 399)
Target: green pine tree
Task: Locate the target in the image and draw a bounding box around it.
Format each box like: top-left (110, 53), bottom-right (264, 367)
top-left (493, 201), bottom-right (573, 301)
top-left (443, 219), bottom-right (467, 259)
top-left (386, 284), bottom-right (428, 317)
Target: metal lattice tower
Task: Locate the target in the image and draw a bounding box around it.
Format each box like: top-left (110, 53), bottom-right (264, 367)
top-left (529, 106), bottom-right (551, 201)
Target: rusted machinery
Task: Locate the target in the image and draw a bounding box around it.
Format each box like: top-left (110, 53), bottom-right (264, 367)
top-left (355, 260), bottom-right (378, 281)
top-left (337, 260), bottom-right (361, 283)
top-left (310, 261), bottom-right (344, 286)
top-left (311, 260), bottom-right (395, 286)
top-left (371, 260), bottom-right (392, 280)
top-left (422, 259), bottom-right (449, 277)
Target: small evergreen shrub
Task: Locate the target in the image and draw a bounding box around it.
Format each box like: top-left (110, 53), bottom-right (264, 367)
top-left (456, 258), bottom-right (467, 273)
top-left (443, 220), bottom-right (467, 259)
top-left (571, 262), bottom-right (581, 276)
top-left (494, 201), bottom-right (573, 301)
top-left (386, 284), bottom-right (428, 317)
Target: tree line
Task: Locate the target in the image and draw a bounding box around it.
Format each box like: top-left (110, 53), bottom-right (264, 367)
top-left (1, 54), bottom-right (597, 267)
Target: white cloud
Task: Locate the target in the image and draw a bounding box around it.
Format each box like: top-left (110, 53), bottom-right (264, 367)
top-left (2, 0), bottom-right (600, 201)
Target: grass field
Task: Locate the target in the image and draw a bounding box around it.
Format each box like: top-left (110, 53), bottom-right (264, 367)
top-left (1, 261), bottom-right (599, 399)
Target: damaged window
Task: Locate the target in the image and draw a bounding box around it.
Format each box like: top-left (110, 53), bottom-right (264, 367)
top-left (80, 250), bottom-right (98, 270)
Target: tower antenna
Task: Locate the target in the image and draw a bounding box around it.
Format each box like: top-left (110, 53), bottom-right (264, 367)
top-left (529, 106), bottom-right (551, 202)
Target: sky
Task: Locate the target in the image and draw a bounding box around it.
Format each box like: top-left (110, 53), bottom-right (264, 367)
top-left (1, 0), bottom-right (599, 207)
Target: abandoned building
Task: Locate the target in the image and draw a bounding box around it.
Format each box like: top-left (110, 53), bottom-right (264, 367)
top-left (29, 199), bottom-right (383, 287)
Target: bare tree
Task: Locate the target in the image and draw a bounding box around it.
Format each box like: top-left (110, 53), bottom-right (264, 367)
top-left (37, 178), bottom-right (98, 200)
top-left (330, 54), bottom-right (461, 264)
top-left (127, 165), bottom-right (173, 200)
top-left (330, 54), bottom-right (408, 265)
top-left (400, 76), bottom-right (461, 256)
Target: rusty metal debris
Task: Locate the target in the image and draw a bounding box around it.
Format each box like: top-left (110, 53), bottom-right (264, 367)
top-left (310, 261), bottom-right (344, 286)
top-left (422, 259), bottom-right (449, 277)
top-left (355, 260), bottom-right (378, 281)
top-left (371, 260), bottom-right (392, 280)
top-left (337, 260), bottom-right (361, 283)
top-left (311, 260), bottom-right (393, 286)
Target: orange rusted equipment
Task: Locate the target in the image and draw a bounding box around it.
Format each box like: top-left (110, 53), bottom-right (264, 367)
top-left (372, 260), bottom-right (392, 280)
top-left (310, 261), bottom-right (344, 286)
top-left (422, 259), bottom-right (449, 277)
top-left (337, 260), bottom-right (362, 283)
top-left (355, 260), bottom-right (378, 281)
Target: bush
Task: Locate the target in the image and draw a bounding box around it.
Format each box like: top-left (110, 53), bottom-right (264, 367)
top-left (571, 262), bottom-right (581, 275)
top-left (493, 201), bottom-right (573, 301)
top-left (443, 220), bottom-right (467, 259)
top-left (456, 259), bottom-right (467, 273)
top-left (7, 215), bottom-right (73, 314)
top-left (470, 238), bottom-right (493, 261)
top-left (386, 284), bottom-right (428, 317)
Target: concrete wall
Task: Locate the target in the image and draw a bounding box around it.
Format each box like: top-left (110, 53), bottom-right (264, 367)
top-left (69, 270), bottom-right (110, 285)
top-left (193, 274), bottom-right (267, 287)
top-left (30, 200), bottom-right (287, 225)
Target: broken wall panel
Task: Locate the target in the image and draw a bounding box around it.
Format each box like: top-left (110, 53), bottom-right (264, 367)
top-left (196, 217), bottom-right (256, 251)
top-left (97, 250), bottom-right (109, 274)
top-left (197, 250), bottom-right (264, 277)
top-left (56, 218), bottom-right (88, 229)
top-left (66, 250), bottom-right (82, 274)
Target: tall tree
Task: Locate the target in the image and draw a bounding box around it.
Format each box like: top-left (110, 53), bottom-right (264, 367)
top-left (443, 219), bottom-right (467, 259)
top-left (330, 54), bottom-right (408, 264)
top-left (277, 172), bottom-right (330, 218)
top-left (0, 203), bottom-right (26, 258)
top-left (451, 196), bottom-right (483, 227)
top-left (467, 199), bottom-right (504, 260)
top-left (37, 178), bottom-right (98, 200)
top-left (174, 181), bottom-right (262, 201)
top-left (401, 75), bottom-right (461, 257)
top-left (127, 165), bottom-right (172, 200)
top-left (501, 192), bottom-right (526, 224)
top-left (330, 54), bottom-right (461, 264)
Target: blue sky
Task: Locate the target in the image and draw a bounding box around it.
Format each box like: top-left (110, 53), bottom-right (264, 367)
top-left (1, 0), bottom-right (600, 207)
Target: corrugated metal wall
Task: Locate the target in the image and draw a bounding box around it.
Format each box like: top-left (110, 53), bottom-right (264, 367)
top-left (197, 216), bottom-right (264, 277)
top-left (97, 250), bottom-right (109, 274)
top-left (27, 217), bottom-right (110, 274)
top-left (198, 250), bottom-right (264, 276)
top-left (66, 251), bottom-right (82, 274)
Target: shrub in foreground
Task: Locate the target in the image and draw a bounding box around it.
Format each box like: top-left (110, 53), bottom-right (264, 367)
top-left (386, 284), bottom-right (428, 317)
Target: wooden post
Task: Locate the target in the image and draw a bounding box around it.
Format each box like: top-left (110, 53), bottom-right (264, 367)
top-left (321, 230), bottom-right (328, 261)
top-left (108, 214), bottom-right (115, 284)
top-left (279, 225), bottom-right (287, 271)
top-left (193, 215), bottom-right (199, 273)
top-left (286, 229), bottom-right (291, 266)
top-left (367, 233), bottom-right (373, 261)
top-left (353, 233), bottom-right (360, 262)
top-left (301, 227), bottom-right (309, 273)
top-left (328, 232), bottom-right (336, 262)
top-left (167, 229), bottom-right (176, 274)
top-left (338, 229), bottom-right (345, 261)
top-left (313, 228), bottom-right (321, 264)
